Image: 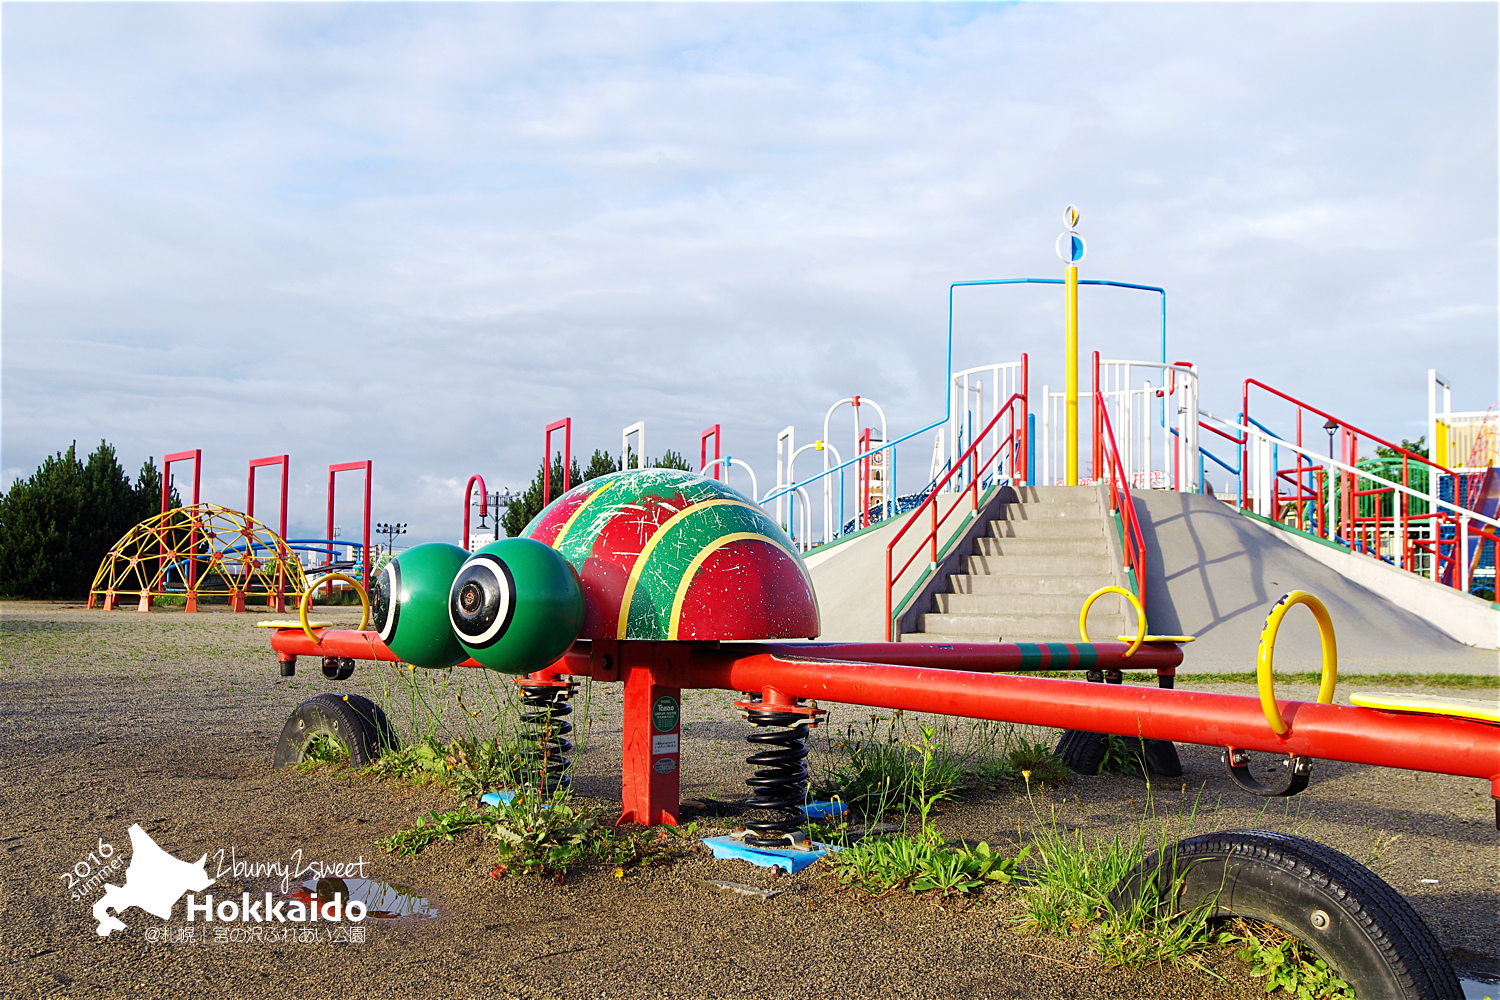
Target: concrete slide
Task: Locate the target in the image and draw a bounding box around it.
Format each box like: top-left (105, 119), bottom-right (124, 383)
top-left (1137, 491), bottom-right (1499, 675)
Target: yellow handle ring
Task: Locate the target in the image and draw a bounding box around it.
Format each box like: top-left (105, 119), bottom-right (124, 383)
top-left (1256, 590), bottom-right (1338, 735)
top-left (299, 572), bottom-right (370, 644)
top-left (1078, 586), bottom-right (1146, 659)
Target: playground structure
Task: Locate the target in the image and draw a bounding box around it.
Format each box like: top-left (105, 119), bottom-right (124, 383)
top-left (265, 461), bottom-right (1496, 1000)
top-left (88, 503), bottom-right (309, 612)
top-left (88, 455), bottom-right (377, 612)
top-left (252, 208), bottom-right (1498, 998)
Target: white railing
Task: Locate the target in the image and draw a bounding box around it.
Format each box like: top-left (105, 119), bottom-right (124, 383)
top-left (947, 362), bottom-right (1027, 491)
top-left (1038, 359), bottom-right (1199, 491)
top-left (1209, 413), bottom-right (1500, 588)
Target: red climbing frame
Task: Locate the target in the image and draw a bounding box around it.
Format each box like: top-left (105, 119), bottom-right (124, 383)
top-left (247, 455), bottom-right (290, 612)
top-left (543, 419), bottom-right (572, 507)
top-left (326, 461), bottom-right (372, 598)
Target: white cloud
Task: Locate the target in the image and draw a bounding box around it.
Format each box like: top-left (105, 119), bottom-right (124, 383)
top-left (3, 2), bottom-right (1495, 540)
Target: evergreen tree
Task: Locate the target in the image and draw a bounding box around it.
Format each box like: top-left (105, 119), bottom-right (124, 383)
top-left (0, 442), bottom-right (178, 599)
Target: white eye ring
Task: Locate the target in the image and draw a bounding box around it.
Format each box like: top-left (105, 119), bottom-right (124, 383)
top-left (448, 554), bottom-right (515, 648)
top-left (376, 562), bottom-right (401, 644)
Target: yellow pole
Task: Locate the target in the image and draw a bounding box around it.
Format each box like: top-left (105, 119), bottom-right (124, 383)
top-left (1065, 263), bottom-right (1079, 485)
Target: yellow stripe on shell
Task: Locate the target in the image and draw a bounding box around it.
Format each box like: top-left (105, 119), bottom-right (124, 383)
top-left (550, 474), bottom-right (626, 550)
top-left (615, 499), bottom-right (754, 640)
top-left (665, 531), bottom-right (799, 640)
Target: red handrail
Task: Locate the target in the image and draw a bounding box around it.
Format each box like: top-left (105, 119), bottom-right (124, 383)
top-left (1094, 354), bottom-right (1146, 601)
top-left (463, 474), bottom-right (488, 551)
top-left (1241, 378), bottom-right (1482, 587)
top-left (885, 392), bottom-right (1027, 641)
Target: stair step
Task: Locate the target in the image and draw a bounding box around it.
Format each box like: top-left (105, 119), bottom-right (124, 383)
top-left (973, 537), bottom-right (1110, 557)
top-left (948, 574), bottom-right (1109, 596)
top-left (986, 518), bottom-right (1105, 539)
top-left (919, 611), bottom-right (1126, 635)
top-left (933, 592), bottom-right (1105, 615)
top-left (963, 554), bottom-right (1114, 575)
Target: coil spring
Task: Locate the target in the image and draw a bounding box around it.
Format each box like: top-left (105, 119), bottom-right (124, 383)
top-left (517, 682), bottom-right (573, 793)
top-left (743, 706), bottom-right (810, 848)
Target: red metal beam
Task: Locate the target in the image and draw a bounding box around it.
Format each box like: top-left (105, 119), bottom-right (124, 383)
top-left (543, 419), bottom-right (571, 506)
top-left (267, 632), bottom-right (1496, 790)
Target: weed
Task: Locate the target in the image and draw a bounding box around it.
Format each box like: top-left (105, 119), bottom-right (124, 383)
top-left (295, 734), bottom-right (349, 772)
top-left (487, 788), bottom-right (599, 876)
top-left (1018, 779), bottom-right (1232, 970)
top-left (379, 787), bottom-right (702, 879)
top-left (380, 803), bottom-right (498, 856)
top-left (365, 734), bottom-right (523, 797)
top-left (813, 714), bottom-right (1066, 817)
top-left (828, 829), bottom-right (1024, 896)
top-left (1232, 919), bottom-right (1355, 998)
top-left (1099, 734), bottom-right (1138, 776)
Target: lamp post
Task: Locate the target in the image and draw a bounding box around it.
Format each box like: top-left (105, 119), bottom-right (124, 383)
top-left (1323, 419), bottom-right (1339, 538)
top-left (376, 522), bottom-right (407, 557)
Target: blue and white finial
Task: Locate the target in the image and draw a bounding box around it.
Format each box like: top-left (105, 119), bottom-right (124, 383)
top-left (1056, 204), bottom-right (1086, 266)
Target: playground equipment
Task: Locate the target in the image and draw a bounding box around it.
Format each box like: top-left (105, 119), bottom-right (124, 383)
top-left (253, 210), bottom-right (1493, 996)
top-left (264, 468), bottom-right (1492, 999)
top-left (1219, 379), bottom-right (1500, 597)
top-left (90, 503), bottom-right (309, 611)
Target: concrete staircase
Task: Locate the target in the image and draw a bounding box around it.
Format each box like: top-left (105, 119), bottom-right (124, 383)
top-left (900, 486), bottom-right (1126, 642)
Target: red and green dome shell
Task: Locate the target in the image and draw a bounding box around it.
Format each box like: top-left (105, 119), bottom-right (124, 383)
top-left (523, 469), bottom-right (820, 642)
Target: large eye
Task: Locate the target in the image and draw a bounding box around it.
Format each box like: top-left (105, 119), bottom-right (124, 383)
top-left (448, 554), bottom-right (515, 648)
top-left (449, 538), bottom-right (584, 675)
top-left (375, 542), bottom-right (470, 669)
top-left (372, 561), bottom-right (398, 643)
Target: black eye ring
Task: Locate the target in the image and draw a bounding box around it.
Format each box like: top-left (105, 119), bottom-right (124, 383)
top-left (448, 555), bottom-right (516, 648)
top-left (374, 561), bottom-right (400, 643)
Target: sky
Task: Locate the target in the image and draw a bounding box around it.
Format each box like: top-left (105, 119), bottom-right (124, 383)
top-left (4, 1), bottom-right (1497, 548)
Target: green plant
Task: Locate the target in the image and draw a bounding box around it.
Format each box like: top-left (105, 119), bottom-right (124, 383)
top-left (827, 828), bottom-right (1023, 896)
top-left (1018, 781), bottom-right (1231, 969)
top-left (1234, 921), bottom-right (1354, 998)
top-left (380, 803), bottom-right (499, 857)
top-left (0, 441), bottom-right (176, 599)
top-left (296, 733), bottom-right (350, 771)
top-left (1099, 734), bottom-right (1139, 775)
top-left (366, 734), bottom-right (523, 797)
top-left (486, 788), bottom-right (599, 875)
top-left (815, 715), bottom-right (1067, 815)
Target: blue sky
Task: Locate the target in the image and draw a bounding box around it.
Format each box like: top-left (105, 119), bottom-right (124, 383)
top-left (4, 2), bottom-right (1496, 545)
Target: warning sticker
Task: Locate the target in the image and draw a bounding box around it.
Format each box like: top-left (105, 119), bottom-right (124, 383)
top-left (651, 734), bottom-right (679, 755)
top-left (652, 757), bottom-right (677, 775)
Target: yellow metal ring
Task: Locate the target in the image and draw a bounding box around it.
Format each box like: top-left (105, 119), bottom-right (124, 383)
top-left (1079, 585), bottom-right (1146, 659)
top-left (1256, 590), bottom-right (1338, 735)
top-left (299, 572), bottom-right (370, 644)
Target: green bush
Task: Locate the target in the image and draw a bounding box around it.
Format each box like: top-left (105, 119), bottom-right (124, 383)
top-left (0, 442), bottom-right (176, 598)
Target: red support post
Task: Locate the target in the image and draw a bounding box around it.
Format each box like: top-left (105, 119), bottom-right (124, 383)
top-left (700, 425), bottom-right (722, 479)
top-left (162, 450), bottom-right (202, 611)
top-left (463, 474), bottom-right (488, 551)
top-left (616, 642), bottom-right (681, 827)
top-left (248, 455), bottom-right (290, 613)
top-left (327, 461), bottom-right (373, 601)
top-left (543, 419), bottom-right (572, 507)
top-left (857, 427), bottom-right (873, 529)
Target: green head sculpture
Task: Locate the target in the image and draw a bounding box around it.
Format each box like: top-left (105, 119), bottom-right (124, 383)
top-left (371, 542), bottom-right (471, 669)
top-left (448, 538), bottom-right (585, 674)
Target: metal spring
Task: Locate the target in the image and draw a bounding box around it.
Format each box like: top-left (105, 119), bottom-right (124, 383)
top-left (517, 682), bottom-right (573, 793)
top-left (743, 706), bottom-right (810, 848)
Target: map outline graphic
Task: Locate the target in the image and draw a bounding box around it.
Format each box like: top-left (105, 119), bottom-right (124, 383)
top-left (92, 824), bottom-right (215, 936)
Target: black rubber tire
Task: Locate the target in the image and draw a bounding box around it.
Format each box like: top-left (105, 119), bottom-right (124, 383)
top-left (1055, 729), bottom-right (1108, 775)
top-left (1139, 738), bottom-right (1182, 777)
top-left (1111, 829), bottom-right (1461, 1000)
top-left (272, 693), bottom-right (395, 768)
top-left (1055, 731), bottom-right (1182, 778)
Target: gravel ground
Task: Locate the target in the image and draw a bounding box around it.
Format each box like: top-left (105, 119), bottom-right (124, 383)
top-left (2, 601), bottom-right (1496, 999)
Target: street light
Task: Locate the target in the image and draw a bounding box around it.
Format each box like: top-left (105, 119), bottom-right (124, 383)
top-left (376, 522), bottom-right (407, 556)
top-left (1323, 418), bottom-right (1339, 461)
